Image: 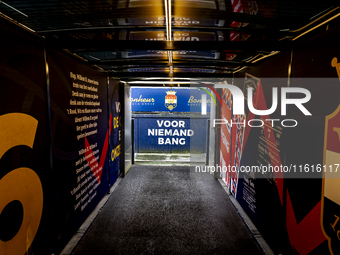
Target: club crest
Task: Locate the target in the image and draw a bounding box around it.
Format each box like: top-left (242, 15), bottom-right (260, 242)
top-left (321, 57), bottom-right (340, 255)
top-left (165, 90), bottom-right (177, 111)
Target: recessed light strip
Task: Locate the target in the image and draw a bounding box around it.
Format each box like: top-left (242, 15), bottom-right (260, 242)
top-left (129, 81), bottom-right (191, 84)
top-left (1, 1), bottom-right (28, 17)
top-left (168, 0), bottom-right (172, 41)
top-left (164, 0), bottom-right (169, 40)
top-left (165, 0), bottom-right (173, 66)
top-left (140, 78), bottom-right (192, 80)
top-left (293, 12), bottom-right (340, 41)
top-left (127, 81), bottom-right (216, 85)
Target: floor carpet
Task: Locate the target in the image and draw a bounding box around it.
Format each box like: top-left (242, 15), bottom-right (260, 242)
top-left (72, 165), bottom-right (263, 255)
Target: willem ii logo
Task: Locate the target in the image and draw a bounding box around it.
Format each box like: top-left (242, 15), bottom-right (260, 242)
top-left (165, 90), bottom-right (177, 111)
top-left (321, 57), bottom-right (340, 255)
top-left (207, 83), bottom-right (312, 128)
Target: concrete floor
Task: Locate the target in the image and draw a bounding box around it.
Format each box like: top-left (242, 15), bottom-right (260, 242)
top-left (71, 165), bottom-right (264, 255)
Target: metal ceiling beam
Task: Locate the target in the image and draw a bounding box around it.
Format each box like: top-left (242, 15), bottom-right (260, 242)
top-left (90, 59), bottom-right (256, 67)
top-left (43, 7), bottom-right (299, 28)
top-left (50, 39), bottom-right (292, 52)
top-left (37, 25), bottom-right (288, 36)
top-left (108, 66), bottom-right (235, 71)
top-left (108, 72), bottom-right (233, 78)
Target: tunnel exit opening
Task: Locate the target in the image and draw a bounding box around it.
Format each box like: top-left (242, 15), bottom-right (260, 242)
top-left (130, 85), bottom-right (211, 166)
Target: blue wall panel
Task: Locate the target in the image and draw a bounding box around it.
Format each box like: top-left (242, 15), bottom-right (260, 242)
top-left (134, 116), bottom-right (207, 153)
top-left (108, 79), bottom-right (121, 186)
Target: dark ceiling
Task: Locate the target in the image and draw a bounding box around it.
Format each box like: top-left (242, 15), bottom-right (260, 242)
top-left (1, 0), bottom-right (340, 80)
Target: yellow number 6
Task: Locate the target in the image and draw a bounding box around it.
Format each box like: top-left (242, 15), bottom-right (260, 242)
top-left (0, 113), bottom-right (43, 255)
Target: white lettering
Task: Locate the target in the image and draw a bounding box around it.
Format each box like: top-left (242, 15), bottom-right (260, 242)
top-left (148, 129), bottom-right (154, 136)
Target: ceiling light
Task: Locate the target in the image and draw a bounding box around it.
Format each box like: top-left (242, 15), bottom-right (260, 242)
top-left (168, 0), bottom-right (172, 41)
top-left (293, 12), bottom-right (340, 41)
top-left (140, 77), bottom-right (192, 80)
top-left (128, 81), bottom-right (192, 84)
top-left (165, 0), bottom-right (172, 64)
top-left (127, 81), bottom-right (216, 85)
top-left (164, 0), bottom-right (169, 39)
top-left (1, 1), bottom-right (28, 17)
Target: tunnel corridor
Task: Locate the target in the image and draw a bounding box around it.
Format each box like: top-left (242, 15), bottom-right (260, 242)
top-left (1, 1), bottom-right (340, 255)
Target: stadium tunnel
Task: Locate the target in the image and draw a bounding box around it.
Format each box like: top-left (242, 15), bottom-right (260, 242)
top-left (1, 1), bottom-right (340, 254)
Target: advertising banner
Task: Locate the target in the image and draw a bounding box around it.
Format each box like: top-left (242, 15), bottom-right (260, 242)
top-left (131, 87), bottom-right (211, 112)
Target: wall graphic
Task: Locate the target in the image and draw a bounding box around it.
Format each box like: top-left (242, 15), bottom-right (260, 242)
top-left (285, 25), bottom-right (340, 255)
top-left (234, 74), bottom-right (288, 254)
top-left (230, 114), bottom-right (245, 197)
top-left (219, 88), bottom-right (232, 187)
top-left (49, 49), bottom-right (110, 253)
top-left (108, 79), bottom-right (122, 186)
top-left (0, 22), bottom-right (51, 255)
top-left (321, 58), bottom-right (340, 255)
top-left (0, 114), bottom-right (43, 254)
top-left (230, 24), bottom-right (340, 255)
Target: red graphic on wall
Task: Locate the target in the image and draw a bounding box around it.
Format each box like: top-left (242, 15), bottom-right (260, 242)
top-left (286, 193), bottom-right (324, 255)
top-left (220, 88), bottom-right (232, 187)
top-left (242, 80), bottom-right (283, 203)
top-left (231, 114), bottom-right (245, 196)
top-left (241, 80), bottom-right (326, 254)
top-left (84, 113), bottom-right (112, 183)
top-left (321, 69), bottom-right (340, 255)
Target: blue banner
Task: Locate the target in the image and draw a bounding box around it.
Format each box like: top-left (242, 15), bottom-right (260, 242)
top-left (134, 117), bottom-right (208, 153)
top-left (108, 79), bottom-right (121, 186)
top-left (131, 87), bottom-right (212, 112)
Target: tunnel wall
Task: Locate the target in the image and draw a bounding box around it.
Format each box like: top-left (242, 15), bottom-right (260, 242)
top-left (218, 24), bottom-right (340, 254)
top-left (0, 21), bottom-right (52, 255)
top-left (0, 21), bottom-right (123, 255)
top-left (49, 49), bottom-right (112, 252)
